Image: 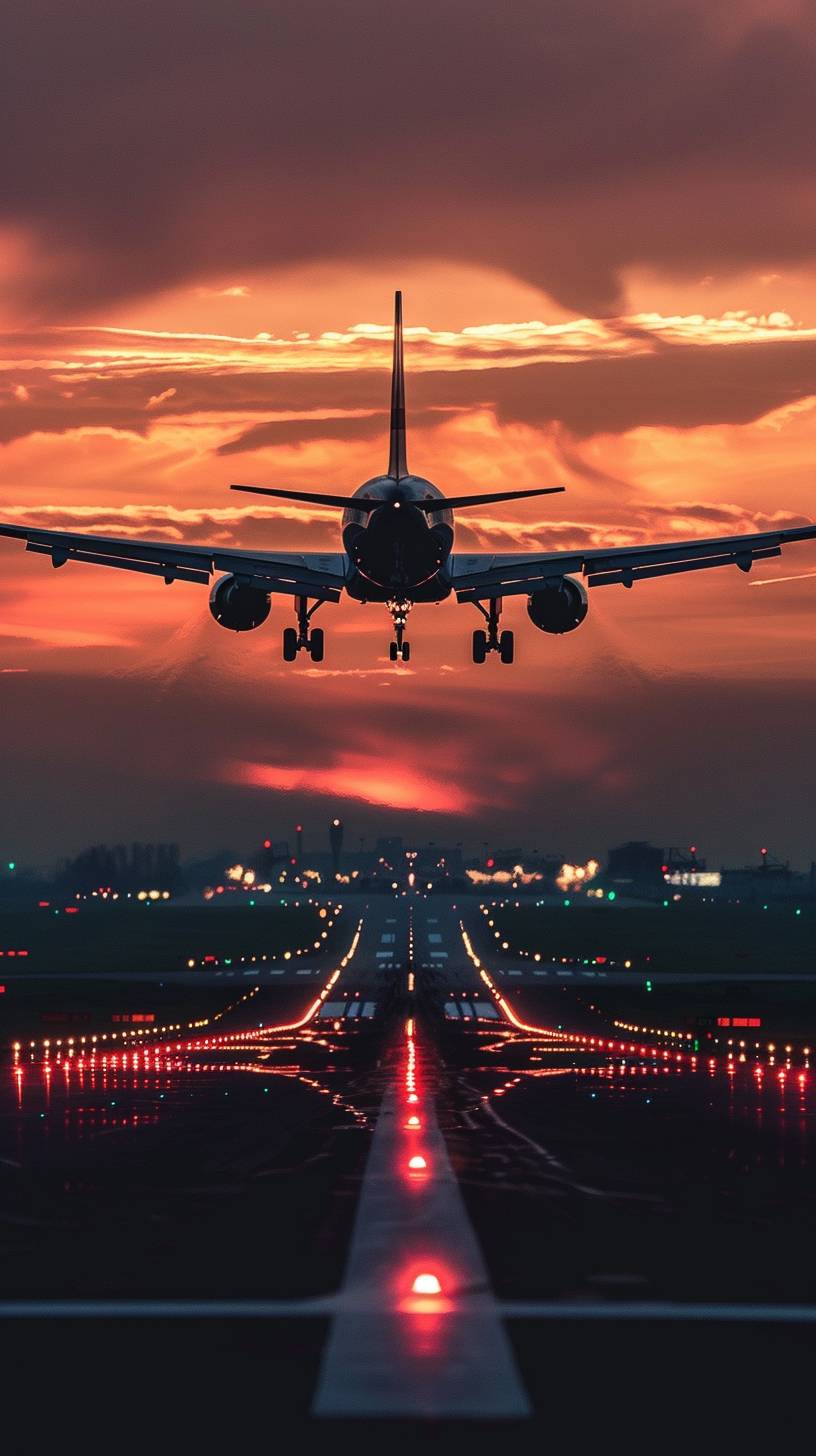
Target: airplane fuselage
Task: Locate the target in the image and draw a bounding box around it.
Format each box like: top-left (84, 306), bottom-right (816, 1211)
top-left (342, 474), bottom-right (454, 602)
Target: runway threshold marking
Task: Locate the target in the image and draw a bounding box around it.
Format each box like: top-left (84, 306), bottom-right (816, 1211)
top-left (312, 1020), bottom-right (531, 1420)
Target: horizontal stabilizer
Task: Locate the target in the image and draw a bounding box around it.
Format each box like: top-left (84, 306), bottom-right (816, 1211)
top-left (416, 486), bottom-right (564, 512)
top-left (230, 484), bottom-right (381, 511)
top-left (231, 483), bottom-right (565, 513)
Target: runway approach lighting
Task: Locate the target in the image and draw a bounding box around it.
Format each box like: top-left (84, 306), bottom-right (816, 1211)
top-left (411, 1273), bottom-right (442, 1296)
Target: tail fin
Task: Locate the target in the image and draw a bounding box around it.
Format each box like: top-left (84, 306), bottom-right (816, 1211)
top-left (388, 290), bottom-right (408, 480)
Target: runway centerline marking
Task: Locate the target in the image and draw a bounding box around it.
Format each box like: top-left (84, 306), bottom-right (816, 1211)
top-left (312, 1018), bottom-right (531, 1420)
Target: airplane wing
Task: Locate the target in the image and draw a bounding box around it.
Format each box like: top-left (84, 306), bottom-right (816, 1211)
top-left (449, 523), bottom-right (816, 600)
top-left (0, 522), bottom-right (347, 601)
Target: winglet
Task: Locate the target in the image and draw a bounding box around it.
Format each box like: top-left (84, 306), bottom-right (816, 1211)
top-left (388, 290), bottom-right (408, 480)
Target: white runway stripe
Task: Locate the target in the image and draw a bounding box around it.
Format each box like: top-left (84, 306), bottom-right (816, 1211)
top-left (312, 1085), bottom-right (531, 1419)
top-left (2, 1298), bottom-right (816, 1323)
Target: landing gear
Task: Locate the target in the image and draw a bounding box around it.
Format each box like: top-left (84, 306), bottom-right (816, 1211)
top-left (282, 596), bottom-right (326, 663)
top-left (472, 597), bottom-right (514, 663)
top-left (387, 599), bottom-right (411, 662)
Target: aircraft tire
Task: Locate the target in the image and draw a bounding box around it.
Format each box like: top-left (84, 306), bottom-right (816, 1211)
top-left (283, 627), bottom-right (298, 662)
top-left (401, 641), bottom-right (411, 662)
top-left (389, 641), bottom-right (399, 661)
top-left (309, 628), bottom-right (324, 662)
top-left (499, 629), bottom-right (515, 664)
top-left (472, 629), bottom-right (487, 664)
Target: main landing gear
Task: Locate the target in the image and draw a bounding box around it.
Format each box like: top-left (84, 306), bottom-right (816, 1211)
top-left (283, 596), bottom-right (325, 663)
top-left (472, 597), bottom-right (514, 664)
top-left (387, 599), bottom-right (411, 662)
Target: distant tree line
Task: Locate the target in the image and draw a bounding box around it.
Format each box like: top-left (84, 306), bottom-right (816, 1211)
top-left (56, 843), bottom-right (185, 895)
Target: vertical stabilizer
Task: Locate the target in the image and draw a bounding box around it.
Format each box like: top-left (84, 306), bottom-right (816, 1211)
top-left (387, 290), bottom-right (408, 480)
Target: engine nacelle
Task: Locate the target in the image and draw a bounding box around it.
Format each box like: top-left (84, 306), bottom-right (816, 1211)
top-left (527, 576), bottom-right (588, 634)
top-left (209, 574), bottom-right (271, 632)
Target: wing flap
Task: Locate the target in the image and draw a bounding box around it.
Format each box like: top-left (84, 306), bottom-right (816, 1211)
top-left (0, 521), bottom-right (347, 602)
top-left (587, 545), bottom-right (781, 588)
top-left (26, 542), bottom-right (210, 585)
top-left (451, 524), bottom-right (816, 600)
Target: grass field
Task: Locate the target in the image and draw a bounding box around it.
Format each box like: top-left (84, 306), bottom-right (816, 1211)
top-left (0, 900), bottom-right (346, 974)
top-left (479, 900), bottom-right (816, 975)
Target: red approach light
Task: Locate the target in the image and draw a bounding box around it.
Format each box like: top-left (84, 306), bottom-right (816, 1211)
top-left (64, 906), bottom-right (79, 915)
top-left (411, 1272), bottom-right (442, 1296)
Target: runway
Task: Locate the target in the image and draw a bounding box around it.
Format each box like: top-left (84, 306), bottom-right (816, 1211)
top-left (1, 896), bottom-right (815, 1446)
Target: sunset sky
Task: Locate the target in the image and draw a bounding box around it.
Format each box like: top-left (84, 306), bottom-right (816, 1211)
top-left (2, 0), bottom-right (816, 868)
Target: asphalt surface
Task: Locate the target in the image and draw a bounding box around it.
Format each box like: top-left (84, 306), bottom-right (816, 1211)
top-left (1, 896), bottom-right (815, 1447)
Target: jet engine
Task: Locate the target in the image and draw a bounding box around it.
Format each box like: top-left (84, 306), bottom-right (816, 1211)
top-left (527, 576), bottom-right (588, 634)
top-left (208, 574), bottom-right (271, 632)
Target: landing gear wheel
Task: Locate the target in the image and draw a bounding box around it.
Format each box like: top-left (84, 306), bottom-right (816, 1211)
top-left (401, 641), bottom-right (411, 662)
top-left (282, 626), bottom-right (298, 662)
top-left (472, 629), bottom-right (487, 664)
top-left (309, 628), bottom-right (324, 662)
top-left (389, 641), bottom-right (399, 662)
top-left (499, 629), bottom-right (514, 664)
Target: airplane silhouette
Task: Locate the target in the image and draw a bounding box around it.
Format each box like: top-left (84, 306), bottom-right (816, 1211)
top-left (2, 291), bottom-right (815, 664)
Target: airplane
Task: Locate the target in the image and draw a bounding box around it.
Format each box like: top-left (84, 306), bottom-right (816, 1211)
top-left (1, 290), bottom-right (815, 665)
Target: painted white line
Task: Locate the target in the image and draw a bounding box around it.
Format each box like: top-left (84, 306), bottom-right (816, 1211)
top-left (498, 1302), bottom-right (816, 1323)
top-left (313, 1083), bottom-right (530, 1418)
top-left (3, 1299), bottom-right (816, 1324)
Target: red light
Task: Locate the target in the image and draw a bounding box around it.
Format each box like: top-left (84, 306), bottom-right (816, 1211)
top-left (411, 1273), bottom-right (441, 1295)
top-left (263, 839), bottom-right (271, 849)
top-left (486, 857), bottom-right (494, 868)
top-left (64, 907), bottom-right (79, 915)
top-left (38, 900), bottom-right (50, 908)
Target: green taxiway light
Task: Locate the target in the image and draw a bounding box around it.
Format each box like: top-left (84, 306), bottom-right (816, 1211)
top-left (607, 890), bottom-right (616, 901)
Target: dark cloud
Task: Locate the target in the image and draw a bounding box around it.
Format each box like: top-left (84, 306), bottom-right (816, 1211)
top-left (1, 3), bottom-right (815, 315)
top-left (3, 642), bottom-right (816, 867)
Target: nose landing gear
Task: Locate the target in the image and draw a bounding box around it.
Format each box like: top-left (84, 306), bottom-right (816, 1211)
top-left (472, 597), bottom-right (514, 663)
top-left (387, 599), bottom-right (411, 662)
top-left (283, 595), bottom-right (325, 662)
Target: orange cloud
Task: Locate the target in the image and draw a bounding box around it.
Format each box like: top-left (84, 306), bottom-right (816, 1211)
top-left (229, 755), bottom-right (482, 815)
